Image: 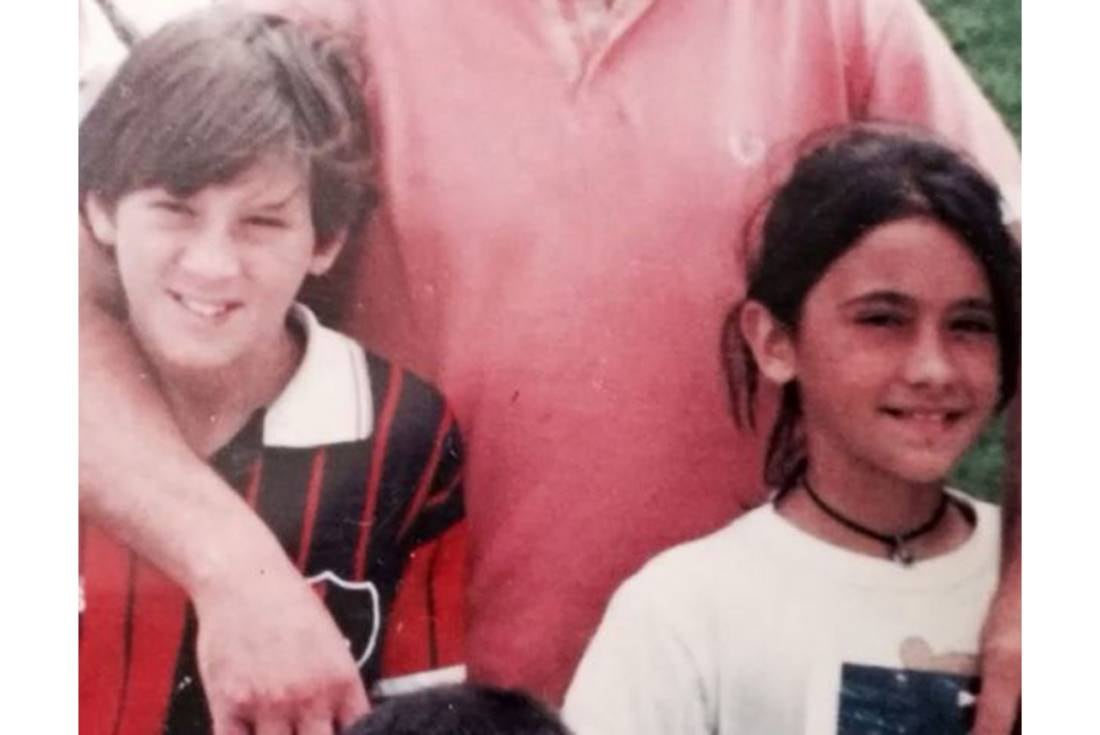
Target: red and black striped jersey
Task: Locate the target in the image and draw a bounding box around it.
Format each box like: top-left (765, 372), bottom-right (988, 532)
top-left (80, 305), bottom-right (466, 735)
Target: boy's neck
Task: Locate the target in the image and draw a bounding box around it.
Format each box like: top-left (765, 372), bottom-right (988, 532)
top-left (155, 323), bottom-right (304, 459)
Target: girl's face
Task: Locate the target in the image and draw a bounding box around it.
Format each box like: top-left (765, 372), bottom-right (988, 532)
top-left (788, 216), bottom-right (1000, 487)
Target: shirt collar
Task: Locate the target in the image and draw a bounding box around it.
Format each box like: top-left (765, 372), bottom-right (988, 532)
top-left (262, 304), bottom-right (374, 448)
top-left (536, 0), bottom-right (657, 85)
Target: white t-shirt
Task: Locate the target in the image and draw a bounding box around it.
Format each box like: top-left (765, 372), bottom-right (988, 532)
top-left (563, 495), bottom-right (1001, 735)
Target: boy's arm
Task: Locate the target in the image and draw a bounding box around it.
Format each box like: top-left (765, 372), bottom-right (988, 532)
top-left (973, 395), bottom-right (1022, 735)
top-left (79, 220), bottom-right (369, 733)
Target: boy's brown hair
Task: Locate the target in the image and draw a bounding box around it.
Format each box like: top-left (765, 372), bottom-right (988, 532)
top-left (79, 8), bottom-right (377, 249)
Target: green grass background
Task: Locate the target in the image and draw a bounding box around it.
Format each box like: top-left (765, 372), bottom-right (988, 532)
top-left (923, 0), bottom-right (1020, 502)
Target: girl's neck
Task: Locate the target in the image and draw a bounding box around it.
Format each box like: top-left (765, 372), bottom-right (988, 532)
top-left (153, 325), bottom-right (303, 458)
top-left (803, 461), bottom-right (944, 534)
top-left (774, 458), bottom-right (974, 562)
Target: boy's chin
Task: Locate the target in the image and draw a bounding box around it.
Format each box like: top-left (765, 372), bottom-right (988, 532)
top-left (142, 340), bottom-right (248, 378)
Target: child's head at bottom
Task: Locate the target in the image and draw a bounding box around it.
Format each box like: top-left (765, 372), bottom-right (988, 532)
top-left (726, 124), bottom-right (1021, 495)
top-left (343, 684), bottom-right (571, 735)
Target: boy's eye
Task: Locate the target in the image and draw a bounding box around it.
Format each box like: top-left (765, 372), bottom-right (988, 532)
top-left (244, 215), bottom-right (287, 229)
top-left (152, 199), bottom-right (194, 216)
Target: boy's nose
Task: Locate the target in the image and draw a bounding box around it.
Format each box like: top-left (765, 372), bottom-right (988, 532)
top-left (176, 227), bottom-right (243, 280)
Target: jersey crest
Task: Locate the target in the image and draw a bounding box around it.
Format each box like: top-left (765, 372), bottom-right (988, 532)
top-left (307, 570), bottom-right (382, 669)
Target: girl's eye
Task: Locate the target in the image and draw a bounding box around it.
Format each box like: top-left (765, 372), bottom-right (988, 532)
top-left (855, 311), bottom-right (906, 328)
top-left (951, 316), bottom-right (996, 335)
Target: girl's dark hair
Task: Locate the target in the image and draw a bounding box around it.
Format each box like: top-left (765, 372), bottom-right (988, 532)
top-left (79, 8), bottom-right (377, 250)
top-left (723, 124), bottom-right (1021, 493)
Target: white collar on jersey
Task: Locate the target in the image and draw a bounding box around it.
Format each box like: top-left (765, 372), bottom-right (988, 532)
top-left (262, 304), bottom-right (375, 448)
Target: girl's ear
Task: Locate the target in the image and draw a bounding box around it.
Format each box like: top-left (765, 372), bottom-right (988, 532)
top-left (739, 300), bottom-right (798, 384)
top-left (83, 194), bottom-right (117, 247)
top-left (308, 229), bottom-right (346, 276)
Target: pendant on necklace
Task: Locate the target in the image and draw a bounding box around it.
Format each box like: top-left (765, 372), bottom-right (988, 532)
top-left (890, 538), bottom-right (915, 566)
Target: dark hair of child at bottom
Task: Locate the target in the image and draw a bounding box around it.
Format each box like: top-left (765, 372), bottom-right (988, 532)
top-left (343, 684), bottom-right (572, 735)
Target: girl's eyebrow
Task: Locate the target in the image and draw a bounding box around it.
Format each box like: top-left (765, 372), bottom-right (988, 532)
top-left (840, 291), bottom-right (912, 308)
top-left (952, 297), bottom-right (995, 311)
top-left (841, 292), bottom-right (995, 311)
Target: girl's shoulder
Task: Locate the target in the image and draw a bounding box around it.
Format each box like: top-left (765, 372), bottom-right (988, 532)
top-left (619, 505), bottom-right (780, 597)
top-left (948, 489), bottom-right (1002, 559)
top-left (948, 489), bottom-right (1002, 541)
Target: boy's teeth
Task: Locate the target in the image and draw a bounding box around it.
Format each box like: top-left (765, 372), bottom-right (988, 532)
top-left (179, 297), bottom-right (230, 317)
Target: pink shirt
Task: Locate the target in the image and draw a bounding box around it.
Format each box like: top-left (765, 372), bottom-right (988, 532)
top-left (250, 0), bottom-right (1020, 703)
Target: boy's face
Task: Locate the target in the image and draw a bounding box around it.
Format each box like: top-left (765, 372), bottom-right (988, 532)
top-left (86, 156), bottom-right (341, 376)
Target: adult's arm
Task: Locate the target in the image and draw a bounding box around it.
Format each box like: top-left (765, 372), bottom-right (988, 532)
top-left (79, 217), bottom-right (368, 733)
top-left (972, 397), bottom-right (1021, 735)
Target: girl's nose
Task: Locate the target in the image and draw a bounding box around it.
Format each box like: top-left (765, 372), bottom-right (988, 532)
top-left (903, 327), bottom-right (958, 388)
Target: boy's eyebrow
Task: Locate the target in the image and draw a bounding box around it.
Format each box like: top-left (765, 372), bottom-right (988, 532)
top-left (254, 186), bottom-right (303, 210)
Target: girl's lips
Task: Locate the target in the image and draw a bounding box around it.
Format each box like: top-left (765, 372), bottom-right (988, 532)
top-left (880, 407), bottom-right (966, 428)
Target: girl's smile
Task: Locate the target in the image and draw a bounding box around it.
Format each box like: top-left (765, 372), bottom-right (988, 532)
top-left (787, 215), bottom-right (1000, 490)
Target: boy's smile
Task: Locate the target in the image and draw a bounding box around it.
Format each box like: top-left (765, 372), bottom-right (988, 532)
top-left (85, 156), bottom-right (342, 384)
top-left (169, 293), bottom-right (241, 320)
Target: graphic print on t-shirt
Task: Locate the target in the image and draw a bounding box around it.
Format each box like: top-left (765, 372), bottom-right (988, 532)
top-left (834, 663), bottom-right (979, 734)
top-left (802, 636), bottom-right (981, 734)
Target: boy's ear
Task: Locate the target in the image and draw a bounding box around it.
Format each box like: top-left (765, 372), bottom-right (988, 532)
top-left (83, 194), bottom-right (117, 247)
top-left (308, 229), bottom-right (347, 276)
top-left (739, 300), bottom-right (797, 384)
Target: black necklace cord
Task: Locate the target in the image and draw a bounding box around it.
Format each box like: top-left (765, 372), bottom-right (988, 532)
top-left (800, 476), bottom-right (951, 566)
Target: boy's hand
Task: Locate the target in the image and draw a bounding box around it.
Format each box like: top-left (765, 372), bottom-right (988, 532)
top-left (194, 560), bottom-right (370, 735)
top-left (971, 565), bottom-right (1021, 734)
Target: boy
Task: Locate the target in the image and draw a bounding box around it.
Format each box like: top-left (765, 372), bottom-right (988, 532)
top-left (78, 10), bottom-right (466, 733)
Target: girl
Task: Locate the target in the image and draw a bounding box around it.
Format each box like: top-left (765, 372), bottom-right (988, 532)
top-left (562, 125), bottom-right (1020, 735)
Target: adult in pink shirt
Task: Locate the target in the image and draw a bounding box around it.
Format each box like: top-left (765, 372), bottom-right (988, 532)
top-left (80, 0), bottom-right (1021, 732)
